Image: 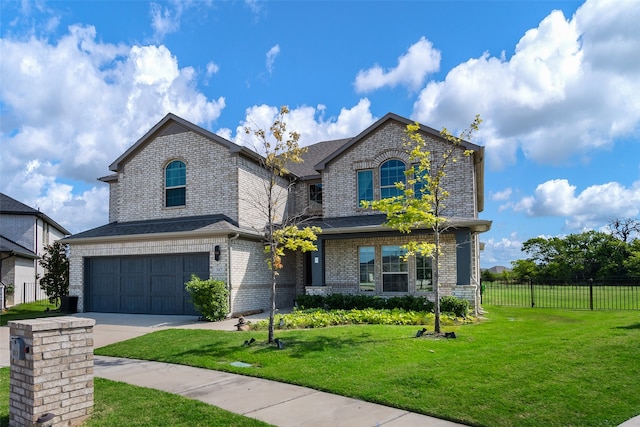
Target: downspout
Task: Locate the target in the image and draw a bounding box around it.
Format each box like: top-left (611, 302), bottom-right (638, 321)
top-left (227, 233), bottom-right (240, 317)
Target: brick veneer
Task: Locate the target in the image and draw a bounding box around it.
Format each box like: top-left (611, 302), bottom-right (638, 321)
top-left (115, 131), bottom-right (240, 223)
top-left (321, 121), bottom-right (478, 219)
top-left (8, 317), bottom-right (95, 427)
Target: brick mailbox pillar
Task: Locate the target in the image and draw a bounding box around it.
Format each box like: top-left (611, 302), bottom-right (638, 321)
top-left (8, 317), bottom-right (95, 427)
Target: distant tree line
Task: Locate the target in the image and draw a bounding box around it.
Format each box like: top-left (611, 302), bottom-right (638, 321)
top-left (486, 218), bottom-right (640, 282)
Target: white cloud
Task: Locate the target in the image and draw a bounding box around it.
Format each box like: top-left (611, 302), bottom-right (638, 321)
top-left (266, 44), bottom-right (280, 74)
top-left (481, 232), bottom-right (524, 267)
top-left (0, 24), bottom-right (225, 233)
top-left (227, 99), bottom-right (377, 150)
top-left (491, 187), bottom-right (512, 201)
top-left (355, 37), bottom-right (440, 93)
top-left (206, 61), bottom-right (220, 76)
top-left (513, 178), bottom-right (640, 230)
top-left (412, 0), bottom-right (640, 170)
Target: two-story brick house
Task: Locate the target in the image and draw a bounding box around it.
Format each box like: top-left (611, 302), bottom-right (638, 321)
top-left (65, 112), bottom-right (491, 316)
top-left (1, 193), bottom-right (70, 306)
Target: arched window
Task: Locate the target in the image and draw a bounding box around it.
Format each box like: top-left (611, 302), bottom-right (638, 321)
top-left (380, 159), bottom-right (405, 199)
top-left (165, 160), bottom-right (186, 207)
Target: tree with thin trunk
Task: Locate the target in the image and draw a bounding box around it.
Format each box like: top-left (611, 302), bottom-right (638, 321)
top-left (362, 116), bottom-right (481, 334)
top-left (39, 241), bottom-right (69, 307)
top-left (244, 106), bottom-right (321, 343)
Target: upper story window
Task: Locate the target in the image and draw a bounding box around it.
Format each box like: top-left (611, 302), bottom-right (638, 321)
top-left (165, 160), bottom-right (186, 207)
top-left (413, 165), bottom-right (429, 199)
top-left (309, 183), bottom-right (323, 210)
top-left (357, 169), bottom-right (374, 206)
top-left (380, 160), bottom-right (405, 199)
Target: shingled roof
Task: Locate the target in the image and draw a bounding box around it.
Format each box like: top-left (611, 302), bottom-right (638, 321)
top-left (0, 235), bottom-right (38, 259)
top-left (63, 214), bottom-right (260, 242)
top-left (286, 138), bottom-right (352, 179)
top-left (0, 193), bottom-right (70, 235)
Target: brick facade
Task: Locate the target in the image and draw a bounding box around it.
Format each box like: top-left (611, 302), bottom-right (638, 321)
top-left (66, 113), bottom-right (488, 315)
top-left (8, 317), bottom-right (94, 427)
top-left (115, 131), bottom-right (240, 223)
top-left (322, 121), bottom-right (478, 219)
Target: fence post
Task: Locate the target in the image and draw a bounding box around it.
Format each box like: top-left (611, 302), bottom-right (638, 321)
top-left (530, 279), bottom-right (535, 308)
top-left (589, 278), bottom-right (594, 310)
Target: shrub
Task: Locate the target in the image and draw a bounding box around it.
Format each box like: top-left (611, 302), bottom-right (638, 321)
top-left (295, 294), bottom-right (434, 312)
top-left (184, 275), bottom-right (229, 321)
top-left (440, 295), bottom-right (469, 317)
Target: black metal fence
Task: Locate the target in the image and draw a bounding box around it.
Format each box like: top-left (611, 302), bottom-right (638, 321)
top-left (21, 282), bottom-right (49, 305)
top-left (481, 277), bottom-right (640, 310)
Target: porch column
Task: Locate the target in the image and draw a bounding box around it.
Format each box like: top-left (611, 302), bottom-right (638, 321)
top-left (310, 238), bottom-right (324, 286)
top-left (456, 229), bottom-right (471, 285)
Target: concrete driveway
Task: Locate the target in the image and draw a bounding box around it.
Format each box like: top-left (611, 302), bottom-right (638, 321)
top-left (1, 311), bottom-right (271, 367)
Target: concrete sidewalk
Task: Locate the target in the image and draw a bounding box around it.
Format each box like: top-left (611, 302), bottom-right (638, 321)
top-left (94, 355), bottom-right (463, 427)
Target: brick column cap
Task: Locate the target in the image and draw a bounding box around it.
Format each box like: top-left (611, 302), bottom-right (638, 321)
top-left (8, 316), bottom-right (95, 332)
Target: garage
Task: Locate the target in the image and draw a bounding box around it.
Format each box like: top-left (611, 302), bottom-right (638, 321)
top-left (83, 253), bottom-right (209, 315)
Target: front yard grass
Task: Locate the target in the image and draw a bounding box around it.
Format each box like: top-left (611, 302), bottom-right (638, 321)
top-left (0, 369), bottom-right (272, 427)
top-left (95, 306), bottom-right (640, 427)
top-left (0, 301), bottom-right (61, 326)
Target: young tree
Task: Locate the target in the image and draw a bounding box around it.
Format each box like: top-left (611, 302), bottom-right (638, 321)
top-left (244, 106), bottom-right (321, 343)
top-left (362, 116), bottom-right (481, 334)
top-left (39, 241), bottom-right (69, 307)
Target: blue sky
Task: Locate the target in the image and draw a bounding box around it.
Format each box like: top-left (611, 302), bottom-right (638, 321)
top-left (1, 0), bottom-right (639, 268)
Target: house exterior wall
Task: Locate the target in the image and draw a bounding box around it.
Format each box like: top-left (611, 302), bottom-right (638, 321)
top-left (68, 236), bottom-right (227, 312)
top-left (322, 121), bottom-right (477, 219)
top-left (1, 214), bottom-right (35, 250)
top-left (229, 238), bottom-right (296, 315)
top-left (108, 182), bottom-right (119, 223)
top-left (323, 233), bottom-right (456, 291)
top-left (1, 212), bottom-right (67, 305)
top-left (5, 257), bottom-right (36, 305)
top-left (237, 157), bottom-right (292, 231)
top-left (114, 130), bottom-right (240, 224)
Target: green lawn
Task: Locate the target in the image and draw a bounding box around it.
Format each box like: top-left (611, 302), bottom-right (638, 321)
top-left (0, 369), bottom-right (272, 427)
top-left (94, 306), bottom-right (640, 427)
top-left (0, 301), bottom-right (61, 326)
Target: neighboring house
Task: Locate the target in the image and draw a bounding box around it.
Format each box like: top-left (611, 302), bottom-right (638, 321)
top-left (0, 193), bottom-right (70, 305)
top-left (64, 112), bottom-right (491, 316)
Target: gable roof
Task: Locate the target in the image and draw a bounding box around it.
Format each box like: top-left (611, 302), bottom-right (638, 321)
top-left (287, 138), bottom-right (352, 179)
top-left (0, 234), bottom-right (38, 259)
top-left (0, 193), bottom-right (70, 235)
top-left (108, 113), bottom-right (262, 172)
top-left (314, 112), bottom-right (483, 170)
top-left (312, 113), bottom-right (486, 212)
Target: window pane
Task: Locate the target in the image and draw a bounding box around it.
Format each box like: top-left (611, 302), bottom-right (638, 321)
top-left (382, 245), bottom-right (408, 292)
top-left (166, 188), bottom-right (186, 207)
top-left (309, 183), bottom-right (323, 210)
top-left (382, 246), bottom-right (407, 272)
top-left (380, 160), bottom-right (405, 198)
top-left (165, 161), bottom-right (186, 187)
top-left (416, 255), bottom-right (433, 291)
top-left (383, 274), bottom-right (408, 292)
top-left (413, 166), bottom-right (429, 199)
top-left (359, 246), bottom-right (375, 292)
top-left (357, 170), bottom-right (373, 204)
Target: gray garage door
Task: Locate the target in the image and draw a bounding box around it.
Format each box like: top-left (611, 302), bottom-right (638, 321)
top-left (84, 253), bottom-right (209, 315)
